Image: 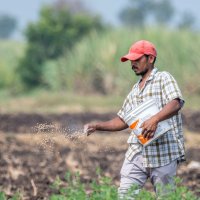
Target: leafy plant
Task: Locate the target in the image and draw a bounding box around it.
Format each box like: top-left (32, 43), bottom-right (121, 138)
top-left (0, 191), bottom-right (23, 200)
top-left (17, 3), bottom-right (104, 89)
top-left (49, 171), bottom-right (199, 200)
top-left (0, 192), bottom-right (6, 200)
top-left (0, 173), bottom-right (198, 200)
top-left (0, 15), bottom-right (17, 39)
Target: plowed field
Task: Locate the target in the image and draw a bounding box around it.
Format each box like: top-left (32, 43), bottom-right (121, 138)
top-left (0, 111), bottom-right (199, 199)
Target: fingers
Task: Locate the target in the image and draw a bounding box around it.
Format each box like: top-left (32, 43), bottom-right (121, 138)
top-left (141, 128), bottom-right (155, 139)
top-left (86, 128), bottom-right (95, 136)
top-left (140, 121), bottom-right (156, 139)
top-left (84, 124), bottom-right (89, 134)
top-left (143, 130), bottom-right (154, 139)
top-left (83, 124), bottom-right (96, 136)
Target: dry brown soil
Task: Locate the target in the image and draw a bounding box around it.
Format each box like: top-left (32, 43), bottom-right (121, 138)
top-left (0, 111), bottom-right (200, 199)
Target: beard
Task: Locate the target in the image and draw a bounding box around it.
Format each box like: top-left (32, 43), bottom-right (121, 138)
top-left (132, 68), bottom-right (148, 76)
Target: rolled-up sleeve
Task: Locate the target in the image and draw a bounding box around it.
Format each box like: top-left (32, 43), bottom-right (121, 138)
top-left (161, 72), bottom-right (185, 107)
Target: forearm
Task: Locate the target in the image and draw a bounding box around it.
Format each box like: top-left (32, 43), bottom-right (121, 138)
top-left (96, 116), bottom-right (128, 132)
top-left (153, 99), bottom-right (182, 123)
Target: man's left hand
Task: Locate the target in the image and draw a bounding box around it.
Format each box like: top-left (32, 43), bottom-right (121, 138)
top-left (140, 116), bottom-right (159, 139)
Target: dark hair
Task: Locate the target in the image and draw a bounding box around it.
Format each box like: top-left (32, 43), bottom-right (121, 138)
top-left (144, 54), bottom-right (156, 64)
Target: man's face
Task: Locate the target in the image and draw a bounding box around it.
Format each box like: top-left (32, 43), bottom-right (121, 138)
top-left (130, 55), bottom-right (152, 76)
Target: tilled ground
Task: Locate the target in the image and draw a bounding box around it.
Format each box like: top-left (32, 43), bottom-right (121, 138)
top-left (0, 109), bottom-right (200, 133)
top-left (0, 112), bottom-right (200, 199)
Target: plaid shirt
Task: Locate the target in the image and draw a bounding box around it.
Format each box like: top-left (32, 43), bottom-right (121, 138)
top-left (118, 67), bottom-right (185, 168)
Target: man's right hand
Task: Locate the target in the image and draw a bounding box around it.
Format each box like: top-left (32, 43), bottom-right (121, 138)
top-left (84, 117), bottom-right (128, 136)
top-left (84, 123), bottom-right (97, 136)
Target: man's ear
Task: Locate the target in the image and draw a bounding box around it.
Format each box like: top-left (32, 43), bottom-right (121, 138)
top-left (148, 55), bottom-right (155, 64)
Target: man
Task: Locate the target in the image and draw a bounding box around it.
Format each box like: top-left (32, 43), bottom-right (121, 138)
top-left (84, 40), bottom-right (185, 198)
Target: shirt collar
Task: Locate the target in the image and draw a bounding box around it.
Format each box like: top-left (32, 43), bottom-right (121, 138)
top-left (147, 67), bottom-right (158, 82)
top-left (137, 67), bottom-right (158, 84)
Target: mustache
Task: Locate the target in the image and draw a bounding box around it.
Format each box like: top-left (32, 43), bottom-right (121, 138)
top-left (131, 65), bottom-right (138, 69)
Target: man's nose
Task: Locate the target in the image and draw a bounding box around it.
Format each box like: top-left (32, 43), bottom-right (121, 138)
top-left (131, 60), bottom-right (136, 66)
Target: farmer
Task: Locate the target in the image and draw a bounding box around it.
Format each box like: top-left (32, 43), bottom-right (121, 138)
top-left (84, 40), bottom-right (185, 199)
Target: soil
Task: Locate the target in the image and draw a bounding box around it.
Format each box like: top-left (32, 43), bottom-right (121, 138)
top-left (0, 109), bottom-right (200, 133)
top-left (0, 111), bottom-right (200, 199)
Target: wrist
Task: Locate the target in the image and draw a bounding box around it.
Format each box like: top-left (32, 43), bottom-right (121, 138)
top-left (152, 115), bottom-right (160, 124)
top-left (95, 123), bottom-right (100, 131)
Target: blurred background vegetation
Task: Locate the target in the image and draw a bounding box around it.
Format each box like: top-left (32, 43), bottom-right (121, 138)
top-left (0, 0), bottom-right (199, 112)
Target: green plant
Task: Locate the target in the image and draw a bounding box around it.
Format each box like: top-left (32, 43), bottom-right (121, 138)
top-left (0, 191), bottom-right (22, 200)
top-left (123, 177), bottom-right (199, 200)
top-left (1, 27), bottom-right (200, 109)
top-left (17, 3), bottom-right (104, 89)
top-left (49, 171), bottom-right (199, 200)
top-left (50, 172), bottom-right (87, 200)
top-left (0, 192), bottom-right (6, 200)
top-left (0, 14), bottom-right (17, 39)
top-left (50, 169), bottom-right (118, 200)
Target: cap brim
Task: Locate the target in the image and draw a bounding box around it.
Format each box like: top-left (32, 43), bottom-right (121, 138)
top-left (121, 53), bottom-right (143, 62)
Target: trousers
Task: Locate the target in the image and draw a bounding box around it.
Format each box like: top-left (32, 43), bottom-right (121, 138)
top-left (118, 153), bottom-right (177, 199)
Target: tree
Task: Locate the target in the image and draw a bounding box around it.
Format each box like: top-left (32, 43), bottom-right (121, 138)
top-left (54, 0), bottom-right (87, 14)
top-left (153, 0), bottom-right (174, 25)
top-left (119, 0), bottom-right (174, 27)
top-left (119, 0), bottom-right (153, 27)
top-left (120, 8), bottom-right (145, 27)
top-left (178, 11), bottom-right (196, 30)
top-left (0, 14), bottom-right (17, 39)
top-left (17, 2), bottom-right (104, 89)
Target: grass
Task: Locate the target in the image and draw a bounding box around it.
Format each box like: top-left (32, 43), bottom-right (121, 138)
top-left (39, 171), bottom-right (200, 200)
top-left (0, 89), bottom-right (123, 114)
top-left (1, 170), bottom-right (198, 200)
top-left (0, 27), bottom-right (200, 112)
top-left (57, 27), bottom-right (200, 96)
top-left (0, 89), bottom-right (199, 114)
top-left (0, 40), bottom-right (25, 89)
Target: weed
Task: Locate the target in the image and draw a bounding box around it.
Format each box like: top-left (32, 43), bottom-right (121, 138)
top-left (49, 171), bottom-right (199, 200)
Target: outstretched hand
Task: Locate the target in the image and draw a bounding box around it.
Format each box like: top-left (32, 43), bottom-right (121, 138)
top-left (84, 123), bottom-right (97, 136)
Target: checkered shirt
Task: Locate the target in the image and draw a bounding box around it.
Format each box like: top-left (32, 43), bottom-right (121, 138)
top-left (118, 67), bottom-right (186, 168)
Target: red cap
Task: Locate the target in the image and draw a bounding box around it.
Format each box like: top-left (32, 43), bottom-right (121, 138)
top-left (121, 40), bottom-right (157, 62)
